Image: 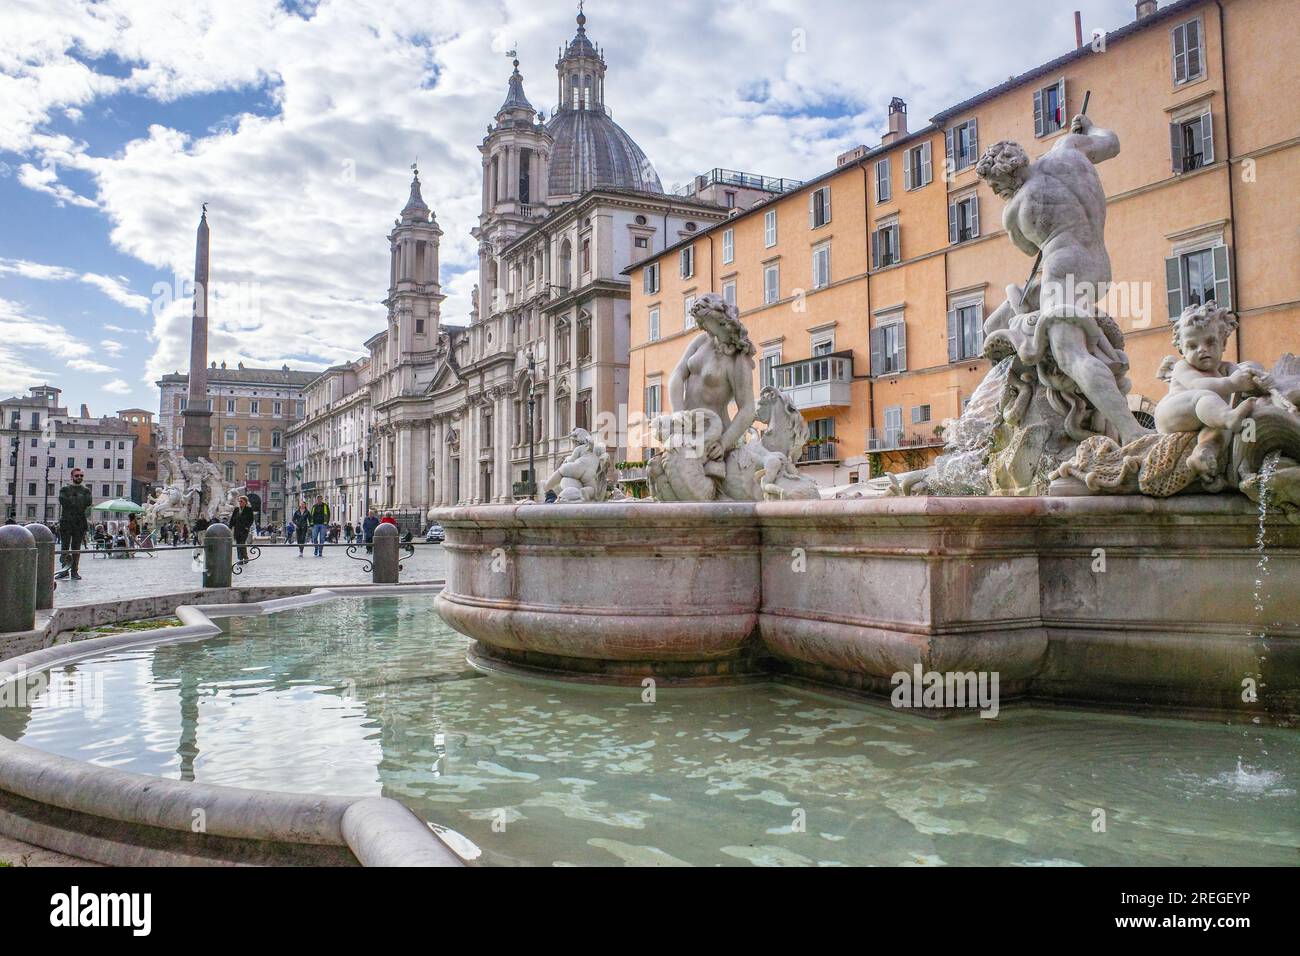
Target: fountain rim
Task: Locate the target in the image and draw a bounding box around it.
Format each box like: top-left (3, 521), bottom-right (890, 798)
top-left (0, 585), bottom-right (466, 868)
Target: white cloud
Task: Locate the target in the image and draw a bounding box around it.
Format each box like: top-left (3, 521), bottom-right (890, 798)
top-left (100, 338), bottom-right (125, 355)
top-left (0, 256), bottom-right (151, 313)
top-left (67, 357), bottom-right (117, 373)
top-left (102, 377), bottom-right (131, 394)
top-left (1, 0), bottom-right (1141, 403)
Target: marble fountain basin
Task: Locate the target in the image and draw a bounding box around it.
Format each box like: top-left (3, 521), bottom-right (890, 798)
top-left (433, 495), bottom-right (1300, 724)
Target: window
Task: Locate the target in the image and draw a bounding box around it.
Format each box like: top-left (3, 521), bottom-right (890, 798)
top-left (415, 319), bottom-right (425, 333)
top-left (85, 458), bottom-right (93, 469)
top-left (179, 398), bottom-right (187, 411)
top-left (28, 456), bottom-right (36, 467)
top-left (949, 194), bottom-right (980, 244)
top-left (29, 412), bottom-right (39, 429)
top-left (764, 209), bottom-right (777, 247)
top-left (634, 236), bottom-right (648, 249)
top-left (272, 430), bottom-right (283, 449)
top-left (1033, 78), bottom-right (1066, 137)
top-left (722, 228), bottom-right (734, 264)
top-left (117, 441), bottom-right (124, 450)
top-left (88, 440), bottom-right (94, 449)
top-left (809, 186), bottom-right (831, 228)
top-left (555, 394), bottom-right (570, 434)
top-left (27, 482), bottom-right (36, 496)
top-left (577, 315), bottom-right (592, 363)
top-left (66, 457), bottom-right (74, 468)
top-left (812, 243), bottom-right (831, 290)
top-left (684, 295), bottom-right (696, 331)
top-left (912, 405), bottom-right (931, 425)
top-left (224, 461), bottom-right (235, 482)
top-left (884, 406), bottom-right (904, 447)
top-left (643, 262), bottom-right (660, 294)
top-left (272, 464), bottom-right (283, 483)
top-left (804, 417), bottom-right (835, 462)
top-left (948, 301), bottom-right (985, 361)
top-left (812, 338), bottom-right (834, 356)
top-left (1166, 245), bottom-right (1231, 316)
top-left (759, 351), bottom-right (782, 388)
top-left (1171, 111), bottom-right (1214, 172)
top-left (296, 401), bottom-right (304, 417)
top-left (274, 401), bottom-right (282, 416)
top-left (226, 398), bottom-right (236, 413)
top-left (67, 439), bottom-right (75, 448)
top-left (250, 399), bottom-right (260, 415)
top-left (725, 191), bottom-right (736, 208)
top-left (102, 458), bottom-right (109, 469)
top-left (1172, 18), bottom-right (1204, 85)
top-left (904, 142), bottom-right (932, 190)
top-left (871, 317), bottom-right (907, 375)
top-left (874, 159), bottom-right (891, 203)
top-left (117, 458), bottom-right (125, 470)
top-left (581, 238), bottom-right (591, 274)
top-left (648, 307), bottom-right (660, 342)
top-left (763, 263), bottom-right (780, 305)
top-left (101, 484), bottom-right (110, 497)
top-left (946, 118), bottom-right (979, 172)
top-left (721, 280), bottom-right (736, 308)
top-left (680, 246), bottom-right (694, 279)
top-left (575, 390), bottom-right (592, 431)
top-left (225, 427), bottom-right (237, 449)
top-left (644, 383), bottom-right (662, 418)
top-left (115, 483), bottom-right (124, 497)
top-left (872, 222), bottom-right (900, 268)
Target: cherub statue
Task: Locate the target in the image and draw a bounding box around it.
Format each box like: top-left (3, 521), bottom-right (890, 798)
top-left (1155, 302), bottom-right (1273, 481)
top-left (543, 428), bottom-right (610, 502)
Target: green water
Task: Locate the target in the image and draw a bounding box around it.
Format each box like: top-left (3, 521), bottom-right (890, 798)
top-left (1, 595), bottom-right (1295, 866)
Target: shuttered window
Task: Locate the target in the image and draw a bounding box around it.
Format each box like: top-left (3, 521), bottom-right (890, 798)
top-left (721, 228), bottom-right (734, 264)
top-left (875, 159), bottom-right (891, 203)
top-left (643, 262), bottom-right (659, 294)
top-left (680, 246), bottom-right (694, 279)
top-left (1033, 78), bottom-right (1067, 137)
top-left (870, 317), bottom-right (907, 376)
top-left (1165, 245), bottom-right (1231, 318)
top-left (1170, 112), bottom-right (1214, 172)
top-left (812, 243), bottom-right (831, 289)
top-left (1172, 18), bottom-right (1204, 85)
top-left (903, 142), bottom-right (932, 190)
top-left (871, 223), bottom-right (900, 269)
top-left (764, 209), bottom-right (777, 247)
top-left (945, 119), bottom-right (979, 172)
top-left (648, 307), bottom-right (659, 342)
top-left (947, 302), bottom-right (985, 362)
top-left (948, 194), bottom-right (980, 244)
top-left (809, 186), bottom-right (831, 228)
top-left (763, 263), bottom-right (780, 304)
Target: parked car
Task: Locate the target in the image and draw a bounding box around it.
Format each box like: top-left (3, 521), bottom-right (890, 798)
top-left (425, 523), bottom-right (445, 543)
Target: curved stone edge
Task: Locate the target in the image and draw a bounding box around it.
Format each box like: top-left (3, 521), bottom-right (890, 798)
top-left (0, 585), bottom-right (466, 867)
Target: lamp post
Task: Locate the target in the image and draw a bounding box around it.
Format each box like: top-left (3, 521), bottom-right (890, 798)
top-left (8, 422), bottom-right (21, 521)
top-left (363, 423), bottom-right (373, 514)
top-left (526, 349), bottom-right (536, 501)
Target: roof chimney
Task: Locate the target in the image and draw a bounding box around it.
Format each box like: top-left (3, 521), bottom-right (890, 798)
top-left (1075, 11), bottom-right (1084, 47)
top-left (80, 403), bottom-right (90, 418)
top-left (1136, 0), bottom-right (1157, 19)
top-left (883, 97), bottom-right (908, 145)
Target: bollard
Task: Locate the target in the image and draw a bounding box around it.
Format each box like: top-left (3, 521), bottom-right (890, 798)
top-left (0, 524), bottom-right (38, 633)
top-left (25, 523), bottom-right (56, 610)
top-left (202, 523), bottom-right (233, 589)
top-left (371, 523), bottom-right (399, 584)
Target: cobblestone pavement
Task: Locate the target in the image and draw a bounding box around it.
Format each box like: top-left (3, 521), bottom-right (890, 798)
top-left (52, 541), bottom-right (446, 606)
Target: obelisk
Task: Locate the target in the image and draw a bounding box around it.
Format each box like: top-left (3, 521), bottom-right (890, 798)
top-left (180, 205), bottom-right (213, 460)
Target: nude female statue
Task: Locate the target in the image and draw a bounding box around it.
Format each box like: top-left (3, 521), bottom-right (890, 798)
top-left (668, 293), bottom-right (757, 462)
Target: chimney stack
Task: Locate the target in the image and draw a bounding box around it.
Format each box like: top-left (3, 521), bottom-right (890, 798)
top-left (883, 97), bottom-right (908, 145)
top-left (1136, 0), bottom-right (1157, 20)
top-left (1075, 11), bottom-right (1083, 47)
top-left (80, 404), bottom-right (90, 418)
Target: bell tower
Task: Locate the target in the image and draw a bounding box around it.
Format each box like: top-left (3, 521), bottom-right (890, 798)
top-left (385, 167), bottom-right (444, 355)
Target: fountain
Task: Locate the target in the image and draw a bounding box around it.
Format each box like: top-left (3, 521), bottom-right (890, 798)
top-left (434, 113), bottom-right (1300, 724)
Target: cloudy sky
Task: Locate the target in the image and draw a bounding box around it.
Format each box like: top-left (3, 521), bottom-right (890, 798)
top-left (0, 0), bottom-right (1137, 414)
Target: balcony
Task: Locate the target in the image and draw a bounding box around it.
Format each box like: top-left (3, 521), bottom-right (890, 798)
top-left (673, 168), bottom-right (803, 197)
top-left (866, 428), bottom-right (946, 453)
top-left (770, 352), bottom-right (853, 411)
top-left (512, 480), bottom-right (536, 499)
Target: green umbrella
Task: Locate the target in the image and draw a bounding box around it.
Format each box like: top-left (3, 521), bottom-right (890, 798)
top-left (94, 497), bottom-right (145, 514)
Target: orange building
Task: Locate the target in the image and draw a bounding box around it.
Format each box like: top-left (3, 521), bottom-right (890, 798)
top-left (626, 0), bottom-right (1300, 487)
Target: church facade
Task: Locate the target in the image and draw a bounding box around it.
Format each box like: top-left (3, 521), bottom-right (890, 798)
top-left (362, 12), bottom-right (730, 514)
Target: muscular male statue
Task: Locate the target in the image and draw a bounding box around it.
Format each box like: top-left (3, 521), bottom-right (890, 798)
top-left (979, 113), bottom-right (1148, 446)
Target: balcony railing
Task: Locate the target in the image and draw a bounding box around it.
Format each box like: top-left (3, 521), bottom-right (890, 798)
top-left (673, 168), bottom-right (803, 197)
top-left (866, 429), bottom-right (946, 453)
top-left (770, 352), bottom-right (852, 410)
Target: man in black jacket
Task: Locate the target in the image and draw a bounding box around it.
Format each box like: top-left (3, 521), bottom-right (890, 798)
top-left (57, 468), bottom-right (92, 579)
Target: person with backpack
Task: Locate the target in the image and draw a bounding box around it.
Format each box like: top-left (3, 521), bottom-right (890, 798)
top-left (310, 495), bottom-right (330, 557)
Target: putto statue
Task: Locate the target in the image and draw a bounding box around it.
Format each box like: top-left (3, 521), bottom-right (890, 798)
top-left (543, 428), bottom-right (611, 502)
top-left (647, 294), bottom-right (819, 501)
top-left (1054, 304), bottom-right (1300, 517)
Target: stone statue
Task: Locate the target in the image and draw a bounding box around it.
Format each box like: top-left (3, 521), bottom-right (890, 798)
top-left (979, 113), bottom-right (1146, 449)
top-left (647, 294), bottom-right (818, 502)
top-left (1053, 304), bottom-right (1300, 518)
top-left (543, 428), bottom-right (611, 502)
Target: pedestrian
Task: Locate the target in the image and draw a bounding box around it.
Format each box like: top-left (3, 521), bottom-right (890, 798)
top-left (291, 500), bottom-right (310, 556)
top-left (57, 467), bottom-right (92, 580)
top-left (362, 508), bottom-right (379, 554)
top-left (230, 494), bottom-right (256, 564)
top-left (380, 510), bottom-right (398, 529)
top-left (127, 513), bottom-right (141, 552)
top-left (310, 494), bottom-right (330, 557)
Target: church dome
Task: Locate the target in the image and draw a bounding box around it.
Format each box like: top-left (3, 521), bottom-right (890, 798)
top-left (544, 11), bottom-right (663, 199)
top-left (545, 108), bottom-right (663, 198)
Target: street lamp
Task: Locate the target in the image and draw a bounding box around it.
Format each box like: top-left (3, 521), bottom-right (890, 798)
top-left (526, 349), bottom-right (536, 500)
top-left (8, 422), bottom-right (21, 521)
top-left (363, 423), bottom-right (373, 514)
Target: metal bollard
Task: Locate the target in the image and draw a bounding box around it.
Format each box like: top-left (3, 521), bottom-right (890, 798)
top-left (25, 523), bottom-right (56, 610)
top-left (0, 524), bottom-right (37, 633)
top-left (371, 524), bottom-right (399, 584)
top-left (202, 523), bottom-right (233, 589)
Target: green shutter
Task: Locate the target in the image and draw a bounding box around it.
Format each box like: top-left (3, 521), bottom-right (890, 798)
top-left (1165, 255), bottom-right (1184, 320)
